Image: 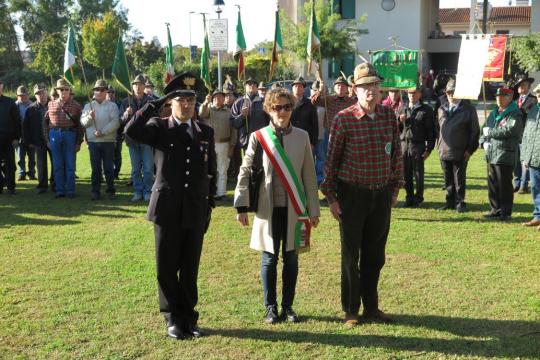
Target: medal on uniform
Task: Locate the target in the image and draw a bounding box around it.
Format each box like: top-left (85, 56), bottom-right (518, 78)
top-left (385, 142), bottom-right (392, 155)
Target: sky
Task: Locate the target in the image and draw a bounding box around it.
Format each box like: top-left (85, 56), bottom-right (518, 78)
top-left (119, 0), bottom-right (528, 51)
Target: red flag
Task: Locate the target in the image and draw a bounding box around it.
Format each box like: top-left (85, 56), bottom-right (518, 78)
top-left (483, 36), bottom-right (507, 81)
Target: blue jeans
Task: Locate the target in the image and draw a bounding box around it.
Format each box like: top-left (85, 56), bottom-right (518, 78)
top-left (314, 131), bottom-right (328, 185)
top-left (128, 143), bottom-right (153, 196)
top-left (17, 143), bottom-right (36, 177)
top-left (529, 166), bottom-right (540, 220)
top-left (514, 145), bottom-right (530, 189)
top-left (261, 207), bottom-right (298, 308)
top-left (89, 142), bottom-right (115, 194)
top-left (49, 128), bottom-right (76, 195)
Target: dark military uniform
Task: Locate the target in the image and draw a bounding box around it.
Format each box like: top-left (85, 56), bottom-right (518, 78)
top-left (125, 74), bottom-right (217, 337)
top-left (399, 101), bottom-right (436, 206)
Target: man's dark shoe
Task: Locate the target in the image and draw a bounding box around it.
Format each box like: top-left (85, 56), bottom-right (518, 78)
top-left (438, 203), bottom-right (454, 211)
top-left (499, 215), bottom-right (512, 222)
top-left (166, 324), bottom-right (187, 340)
top-left (402, 200), bottom-right (414, 208)
top-left (55, 194), bottom-right (65, 199)
top-left (456, 203), bottom-right (466, 213)
top-left (362, 309), bottom-right (394, 324)
top-left (185, 324), bottom-right (205, 338)
top-left (7, 189), bottom-right (15, 195)
top-left (344, 312), bottom-right (359, 328)
top-left (106, 192), bottom-right (115, 200)
top-left (214, 195), bottom-right (223, 201)
top-left (281, 306), bottom-right (299, 323)
top-left (37, 188), bottom-right (47, 194)
top-left (17, 175), bottom-right (26, 181)
top-left (264, 305), bottom-right (279, 324)
top-left (483, 212), bottom-right (500, 219)
top-left (28, 175), bottom-right (37, 180)
top-left (91, 192), bottom-right (100, 201)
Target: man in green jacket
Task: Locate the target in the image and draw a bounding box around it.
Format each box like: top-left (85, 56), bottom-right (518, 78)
top-left (479, 86), bottom-right (523, 221)
top-left (520, 84), bottom-right (540, 231)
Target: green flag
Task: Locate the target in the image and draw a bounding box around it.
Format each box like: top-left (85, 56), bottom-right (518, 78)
top-left (307, 1), bottom-right (321, 76)
top-left (234, 9), bottom-right (247, 80)
top-left (112, 33), bottom-right (131, 94)
top-left (268, 10), bottom-right (283, 81)
top-left (165, 24), bottom-right (174, 84)
top-left (372, 50), bottom-right (418, 89)
top-left (200, 15), bottom-right (212, 90)
top-left (63, 26), bottom-right (77, 85)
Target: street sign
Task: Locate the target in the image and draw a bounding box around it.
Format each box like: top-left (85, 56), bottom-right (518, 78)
top-left (208, 19), bottom-right (228, 51)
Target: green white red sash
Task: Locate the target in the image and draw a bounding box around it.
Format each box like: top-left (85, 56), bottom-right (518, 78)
top-left (255, 127), bottom-right (311, 251)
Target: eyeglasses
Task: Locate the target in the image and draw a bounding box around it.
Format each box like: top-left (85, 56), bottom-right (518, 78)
top-left (271, 104), bottom-right (293, 112)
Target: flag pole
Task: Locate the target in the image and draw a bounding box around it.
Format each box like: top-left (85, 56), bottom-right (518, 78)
top-left (68, 22), bottom-right (92, 108)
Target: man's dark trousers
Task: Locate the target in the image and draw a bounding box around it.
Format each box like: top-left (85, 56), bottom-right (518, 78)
top-left (113, 139), bottom-right (123, 178)
top-left (0, 138), bottom-right (16, 192)
top-left (89, 142), bottom-right (115, 195)
top-left (488, 164), bottom-right (514, 216)
top-left (442, 159), bottom-right (467, 207)
top-left (35, 145), bottom-right (54, 191)
top-left (154, 221), bottom-right (204, 327)
top-left (403, 142), bottom-right (425, 204)
top-left (337, 180), bottom-right (391, 314)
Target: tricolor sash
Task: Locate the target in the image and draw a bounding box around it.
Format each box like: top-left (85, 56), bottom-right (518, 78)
top-left (255, 127), bottom-right (311, 252)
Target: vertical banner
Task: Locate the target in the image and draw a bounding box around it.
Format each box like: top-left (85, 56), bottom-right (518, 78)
top-left (483, 35), bottom-right (507, 81)
top-left (372, 50), bottom-right (418, 89)
top-left (454, 34), bottom-right (491, 100)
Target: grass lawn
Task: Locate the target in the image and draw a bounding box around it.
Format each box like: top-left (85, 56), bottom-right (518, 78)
top-left (0, 147), bottom-right (539, 359)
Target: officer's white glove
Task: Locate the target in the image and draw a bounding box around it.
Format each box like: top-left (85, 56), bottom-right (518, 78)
top-left (483, 127), bottom-right (490, 137)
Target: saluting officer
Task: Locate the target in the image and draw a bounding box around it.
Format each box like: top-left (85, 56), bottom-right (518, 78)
top-left (125, 72), bottom-right (217, 340)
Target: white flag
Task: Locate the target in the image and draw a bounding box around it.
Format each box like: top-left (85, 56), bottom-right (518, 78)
top-left (454, 34), bottom-right (491, 100)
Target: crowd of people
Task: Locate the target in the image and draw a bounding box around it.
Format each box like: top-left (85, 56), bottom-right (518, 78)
top-left (0, 62), bottom-right (539, 338)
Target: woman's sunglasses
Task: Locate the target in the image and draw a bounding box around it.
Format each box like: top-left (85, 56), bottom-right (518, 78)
top-left (272, 104), bottom-right (293, 112)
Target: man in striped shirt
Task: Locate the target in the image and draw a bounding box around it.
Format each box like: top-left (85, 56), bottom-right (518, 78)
top-left (321, 63), bottom-right (403, 327)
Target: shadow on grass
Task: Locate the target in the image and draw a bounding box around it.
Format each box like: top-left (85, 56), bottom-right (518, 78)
top-left (0, 181), bottom-right (145, 228)
top-left (216, 314), bottom-right (540, 358)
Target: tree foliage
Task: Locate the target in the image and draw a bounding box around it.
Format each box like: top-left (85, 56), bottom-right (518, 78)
top-left (30, 32), bottom-right (64, 80)
top-left (0, 1), bottom-right (23, 76)
top-left (126, 38), bottom-right (163, 74)
top-left (9, 0), bottom-right (73, 45)
top-left (81, 11), bottom-right (122, 77)
top-left (511, 33), bottom-right (540, 73)
top-left (279, 0), bottom-right (367, 62)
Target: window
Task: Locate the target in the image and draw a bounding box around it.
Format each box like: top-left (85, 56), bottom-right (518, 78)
top-left (328, 53), bottom-right (355, 78)
top-left (332, 0), bottom-right (355, 20)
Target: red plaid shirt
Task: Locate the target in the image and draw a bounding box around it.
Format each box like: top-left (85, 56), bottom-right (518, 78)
top-left (312, 93), bottom-right (357, 130)
top-left (321, 103), bottom-right (404, 203)
top-left (44, 99), bottom-right (83, 143)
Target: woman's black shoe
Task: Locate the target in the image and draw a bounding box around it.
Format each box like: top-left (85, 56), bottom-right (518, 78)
top-left (281, 307), bottom-right (299, 323)
top-left (264, 305), bottom-right (279, 324)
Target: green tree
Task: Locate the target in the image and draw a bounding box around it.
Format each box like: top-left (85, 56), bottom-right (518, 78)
top-left (74, 0), bottom-right (129, 32)
top-left (511, 33), bottom-right (540, 72)
top-left (126, 37), bottom-right (163, 74)
top-left (30, 32), bottom-right (64, 85)
top-left (0, 1), bottom-right (23, 77)
top-left (9, 0), bottom-right (73, 45)
top-left (81, 11), bottom-right (122, 78)
top-left (280, 0), bottom-right (367, 62)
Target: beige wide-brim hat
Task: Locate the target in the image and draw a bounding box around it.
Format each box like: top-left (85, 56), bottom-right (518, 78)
top-left (353, 63), bottom-right (383, 86)
top-left (54, 79), bottom-right (71, 90)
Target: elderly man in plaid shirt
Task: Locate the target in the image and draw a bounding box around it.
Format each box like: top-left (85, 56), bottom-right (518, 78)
top-left (43, 79), bottom-right (83, 198)
top-left (321, 63), bottom-right (403, 327)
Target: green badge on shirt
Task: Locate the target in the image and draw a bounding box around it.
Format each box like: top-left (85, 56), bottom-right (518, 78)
top-left (385, 142), bottom-right (392, 155)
